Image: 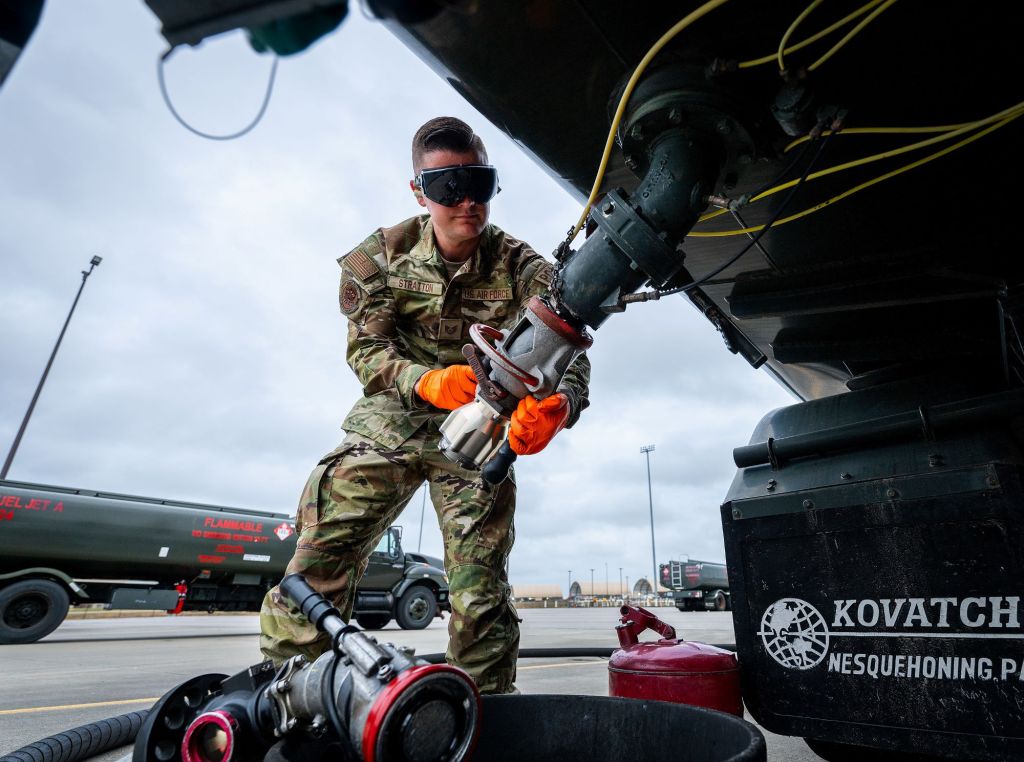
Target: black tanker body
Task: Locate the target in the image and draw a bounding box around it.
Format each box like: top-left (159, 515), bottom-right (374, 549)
top-left (0, 478), bottom-right (297, 644)
top-left (660, 559), bottom-right (731, 612)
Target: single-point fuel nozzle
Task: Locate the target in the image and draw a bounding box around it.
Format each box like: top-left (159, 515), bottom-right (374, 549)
top-left (438, 298), bottom-right (591, 481)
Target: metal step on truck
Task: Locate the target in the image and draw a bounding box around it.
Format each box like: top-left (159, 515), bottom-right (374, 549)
top-left (0, 479), bottom-right (449, 644)
top-left (660, 559), bottom-right (731, 612)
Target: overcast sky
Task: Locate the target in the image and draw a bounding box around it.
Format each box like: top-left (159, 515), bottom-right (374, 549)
top-left (0, 1), bottom-right (793, 592)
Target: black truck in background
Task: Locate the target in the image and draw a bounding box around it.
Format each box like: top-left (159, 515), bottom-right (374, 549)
top-left (659, 559), bottom-right (731, 612)
top-left (0, 479), bottom-right (449, 644)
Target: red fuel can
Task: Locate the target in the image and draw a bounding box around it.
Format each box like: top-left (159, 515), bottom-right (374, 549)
top-left (608, 605), bottom-right (743, 716)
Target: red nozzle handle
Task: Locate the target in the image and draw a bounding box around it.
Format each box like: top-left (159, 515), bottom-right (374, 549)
top-left (615, 605), bottom-right (677, 648)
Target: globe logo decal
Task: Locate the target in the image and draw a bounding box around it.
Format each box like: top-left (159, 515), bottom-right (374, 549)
top-left (759, 598), bottom-right (830, 670)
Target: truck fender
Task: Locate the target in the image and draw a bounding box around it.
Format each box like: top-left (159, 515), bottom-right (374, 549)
top-left (707, 589), bottom-right (730, 612)
top-left (392, 563), bottom-right (445, 600)
top-left (0, 567), bottom-right (88, 600)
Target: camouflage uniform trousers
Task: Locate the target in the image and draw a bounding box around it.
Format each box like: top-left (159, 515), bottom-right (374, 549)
top-left (259, 425), bottom-right (520, 694)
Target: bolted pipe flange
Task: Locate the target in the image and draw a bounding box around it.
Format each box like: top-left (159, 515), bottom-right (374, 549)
top-left (615, 64), bottom-right (758, 187)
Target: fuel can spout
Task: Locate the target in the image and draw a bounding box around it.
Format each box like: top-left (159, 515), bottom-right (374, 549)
top-left (615, 605), bottom-right (678, 648)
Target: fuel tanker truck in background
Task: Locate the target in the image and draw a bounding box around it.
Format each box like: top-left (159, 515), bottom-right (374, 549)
top-left (660, 559), bottom-right (731, 612)
top-left (0, 479), bottom-right (449, 644)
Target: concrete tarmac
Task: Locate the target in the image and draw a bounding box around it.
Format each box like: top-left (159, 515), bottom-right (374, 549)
top-left (0, 608), bottom-right (820, 761)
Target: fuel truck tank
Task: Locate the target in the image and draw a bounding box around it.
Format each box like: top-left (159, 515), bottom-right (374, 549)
top-left (662, 560), bottom-right (729, 591)
top-left (0, 478), bottom-right (297, 580)
top-left (0, 479), bottom-right (297, 644)
top-left (660, 559), bottom-right (731, 612)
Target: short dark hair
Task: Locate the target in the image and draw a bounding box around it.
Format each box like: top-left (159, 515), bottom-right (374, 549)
top-left (412, 117), bottom-right (488, 172)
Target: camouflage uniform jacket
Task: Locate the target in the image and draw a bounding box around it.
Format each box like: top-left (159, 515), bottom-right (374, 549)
top-left (337, 215), bottom-right (590, 448)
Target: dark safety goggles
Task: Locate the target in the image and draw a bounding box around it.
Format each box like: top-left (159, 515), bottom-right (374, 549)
top-left (415, 164), bottom-right (500, 206)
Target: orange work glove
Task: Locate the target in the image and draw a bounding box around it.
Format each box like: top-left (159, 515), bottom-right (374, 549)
top-left (508, 392), bottom-right (570, 455)
top-left (415, 365), bottom-right (477, 410)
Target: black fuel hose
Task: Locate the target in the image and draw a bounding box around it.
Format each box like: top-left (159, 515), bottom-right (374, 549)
top-left (1, 644), bottom-right (737, 762)
top-left (0, 710), bottom-right (148, 762)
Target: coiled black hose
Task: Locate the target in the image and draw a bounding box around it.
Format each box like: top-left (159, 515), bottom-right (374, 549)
top-left (0, 711), bottom-right (148, 762)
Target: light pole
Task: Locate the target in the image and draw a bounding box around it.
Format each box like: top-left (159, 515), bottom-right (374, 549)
top-left (619, 567), bottom-right (623, 596)
top-left (590, 568), bottom-right (594, 600)
top-left (605, 562), bottom-right (608, 595)
top-left (641, 444), bottom-right (657, 602)
top-left (3, 256), bottom-right (102, 480)
top-left (417, 484), bottom-right (427, 552)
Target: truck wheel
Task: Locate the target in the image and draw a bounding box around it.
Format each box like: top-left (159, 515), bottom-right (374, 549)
top-left (355, 614), bottom-right (391, 630)
top-left (395, 585), bottom-right (437, 630)
top-left (712, 592), bottom-right (728, 612)
top-left (0, 579), bottom-right (70, 644)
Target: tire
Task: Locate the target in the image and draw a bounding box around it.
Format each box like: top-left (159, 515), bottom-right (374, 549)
top-left (355, 614), bottom-right (391, 630)
top-left (712, 592), bottom-right (728, 612)
top-left (0, 578), bottom-right (70, 644)
top-left (395, 585), bottom-right (437, 630)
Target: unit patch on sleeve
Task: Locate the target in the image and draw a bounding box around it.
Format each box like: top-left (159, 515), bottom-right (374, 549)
top-left (341, 280), bottom-right (362, 314)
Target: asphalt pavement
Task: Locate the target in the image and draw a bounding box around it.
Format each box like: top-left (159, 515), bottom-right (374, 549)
top-left (0, 607), bottom-right (820, 761)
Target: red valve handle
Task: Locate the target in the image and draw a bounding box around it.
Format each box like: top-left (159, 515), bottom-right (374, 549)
top-left (469, 324), bottom-right (541, 389)
top-left (615, 605), bottom-right (678, 648)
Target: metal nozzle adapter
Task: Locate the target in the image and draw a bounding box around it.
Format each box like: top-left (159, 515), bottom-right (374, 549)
top-left (438, 297), bottom-right (591, 477)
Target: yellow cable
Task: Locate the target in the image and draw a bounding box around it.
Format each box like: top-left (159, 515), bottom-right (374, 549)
top-left (698, 100), bottom-right (1024, 224)
top-left (785, 122), bottom-right (1000, 153)
top-left (687, 112), bottom-right (1021, 238)
top-left (808, 0), bottom-right (898, 71)
top-left (569, 0), bottom-right (730, 241)
top-left (783, 100), bottom-right (1024, 152)
top-left (738, 0), bottom-right (885, 69)
top-left (766, 101), bottom-right (1024, 199)
top-left (777, 0), bottom-right (824, 72)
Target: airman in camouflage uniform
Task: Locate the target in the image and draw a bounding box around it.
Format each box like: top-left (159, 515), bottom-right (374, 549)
top-left (260, 118), bottom-right (590, 695)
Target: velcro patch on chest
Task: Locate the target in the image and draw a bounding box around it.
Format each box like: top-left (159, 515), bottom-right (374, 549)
top-left (463, 287), bottom-right (513, 301)
top-left (439, 318), bottom-right (464, 339)
top-left (387, 276), bottom-right (444, 296)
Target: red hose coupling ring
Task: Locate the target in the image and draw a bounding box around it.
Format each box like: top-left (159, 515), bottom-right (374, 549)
top-left (362, 664), bottom-right (481, 762)
top-left (469, 324), bottom-right (541, 389)
top-left (526, 296), bottom-right (593, 349)
top-left (181, 710), bottom-right (237, 762)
